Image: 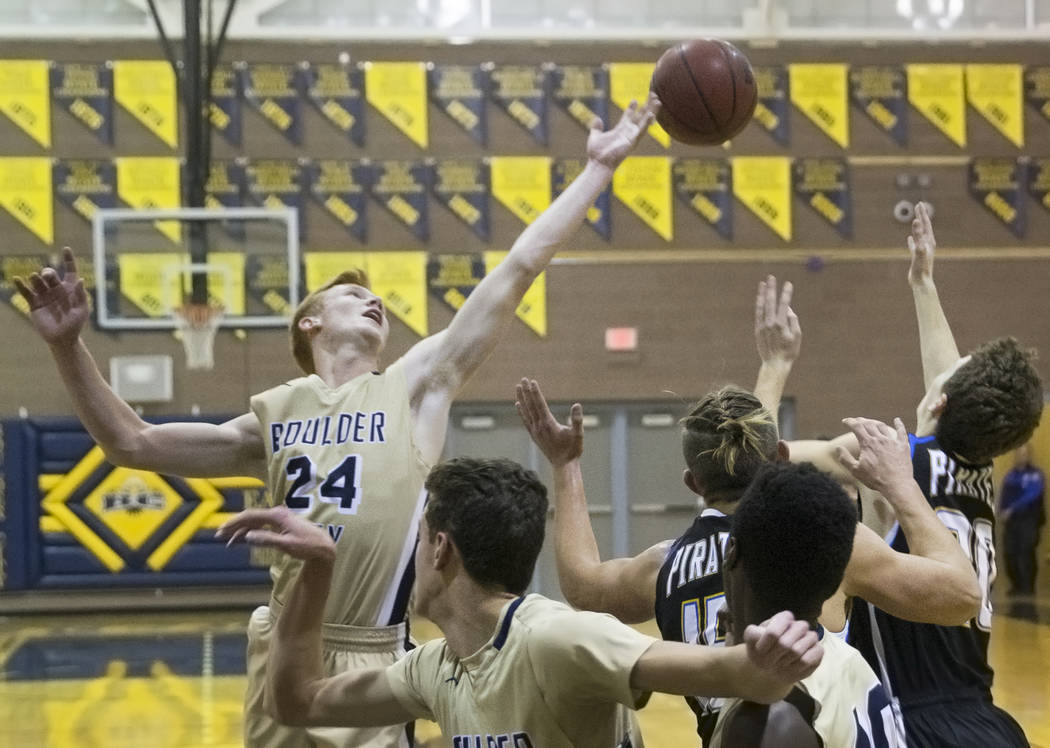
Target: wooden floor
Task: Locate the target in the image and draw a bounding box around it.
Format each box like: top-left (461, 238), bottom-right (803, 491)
top-left (1, 593), bottom-right (1047, 747)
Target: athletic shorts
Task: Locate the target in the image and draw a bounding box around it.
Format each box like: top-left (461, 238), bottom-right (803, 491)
top-left (901, 698), bottom-right (1028, 748)
top-left (244, 603), bottom-right (412, 748)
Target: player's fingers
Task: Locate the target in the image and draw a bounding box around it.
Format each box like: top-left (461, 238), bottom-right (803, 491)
top-left (763, 275), bottom-right (777, 328)
top-left (29, 273), bottom-right (49, 295)
top-left (216, 507), bottom-right (282, 535)
top-left (73, 278), bottom-right (88, 305)
top-left (771, 620), bottom-right (811, 664)
top-left (798, 640), bottom-right (824, 673)
top-left (62, 247), bottom-right (78, 278)
top-left (787, 308), bottom-right (801, 338)
top-left (12, 276), bottom-right (35, 302)
top-left (754, 278), bottom-right (766, 330)
top-left (835, 445), bottom-right (861, 473)
top-left (40, 267), bottom-right (61, 287)
top-left (791, 629), bottom-right (819, 659)
top-left (893, 417), bottom-right (908, 442)
top-left (645, 91), bottom-right (661, 116)
top-left (570, 402), bottom-right (584, 432)
top-left (777, 280), bottom-right (793, 324)
top-left (907, 235), bottom-right (917, 255)
top-left (753, 610), bottom-right (793, 651)
top-left (242, 529), bottom-right (290, 549)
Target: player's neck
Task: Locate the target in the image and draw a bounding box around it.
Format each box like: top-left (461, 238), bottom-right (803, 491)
top-left (436, 582), bottom-right (519, 659)
top-left (313, 347), bottom-right (381, 387)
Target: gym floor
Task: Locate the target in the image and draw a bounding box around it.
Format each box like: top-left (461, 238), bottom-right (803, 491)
top-left (0, 587), bottom-right (1047, 747)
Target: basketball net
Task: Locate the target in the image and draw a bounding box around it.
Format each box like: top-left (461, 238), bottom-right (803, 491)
top-left (173, 303), bottom-right (224, 370)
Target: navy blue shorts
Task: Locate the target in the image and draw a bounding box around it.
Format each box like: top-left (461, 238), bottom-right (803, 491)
top-left (901, 700), bottom-right (1028, 748)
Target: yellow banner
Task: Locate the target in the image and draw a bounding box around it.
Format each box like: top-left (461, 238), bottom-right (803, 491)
top-left (115, 157), bottom-right (182, 243)
top-left (113, 60), bottom-right (178, 148)
top-left (0, 60), bottom-right (51, 148)
top-left (190, 251), bottom-right (246, 315)
top-left (117, 252), bottom-right (182, 317)
top-left (608, 62), bottom-right (669, 147)
top-left (484, 251), bottom-right (546, 337)
top-left (490, 156), bottom-right (552, 225)
top-left (364, 62), bottom-right (428, 148)
top-left (907, 64), bottom-right (966, 148)
top-left (0, 158), bottom-right (53, 244)
top-left (304, 251), bottom-right (368, 292)
top-left (612, 156), bottom-right (672, 241)
top-left (966, 64), bottom-right (1023, 148)
top-left (789, 64), bottom-right (849, 148)
top-left (366, 251), bottom-right (428, 338)
top-left (732, 157), bottom-right (792, 241)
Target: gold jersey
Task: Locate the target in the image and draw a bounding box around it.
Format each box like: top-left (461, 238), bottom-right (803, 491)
top-left (710, 633), bottom-right (900, 748)
top-left (251, 359), bottom-right (430, 627)
top-left (387, 595), bottom-right (653, 748)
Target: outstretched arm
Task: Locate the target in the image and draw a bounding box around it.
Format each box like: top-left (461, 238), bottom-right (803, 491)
top-left (15, 249), bottom-right (265, 478)
top-left (217, 508), bottom-right (413, 728)
top-left (837, 417), bottom-right (981, 625)
top-left (908, 202), bottom-right (961, 390)
top-left (516, 378), bottom-right (664, 623)
top-left (753, 275), bottom-right (801, 432)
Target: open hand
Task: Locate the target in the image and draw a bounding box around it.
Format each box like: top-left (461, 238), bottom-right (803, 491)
top-left (907, 202), bottom-right (936, 288)
top-left (216, 506), bottom-right (335, 562)
top-left (586, 93), bottom-right (660, 169)
top-left (515, 378), bottom-right (583, 467)
top-left (835, 416), bottom-right (913, 495)
top-left (755, 275), bottom-right (801, 366)
top-left (13, 247), bottom-right (90, 347)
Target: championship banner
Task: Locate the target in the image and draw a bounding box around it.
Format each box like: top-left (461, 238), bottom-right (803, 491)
top-left (732, 157), bottom-right (792, 242)
top-left (849, 65), bottom-right (907, 146)
top-left (966, 64), bottom-right (1024, 148)
top-left (240, 63), bottom-right (303, 145)
top-left (246, 254), bottom-right (295, 317)
top-left (305, 159), bottom-right (369, 242)
top-left (369, 160), bottom-right (429, 241)
top-left (550, 65), bottom-right (608, 131)
top-left (112, 60), bottom-right (178, 148)
top-left (50, 63), bottom-right (112, 145)
top-left (608, 63), bottom-right (670, 147)
top-left (789, 64), bottom-right (849, 148)
top-left (0, 158), bottom-right (54, 244)
top-left (245, 159), bottom-right (305, 239)
top-left (1024, 67), bottom-right (1050, 125)
top-left (116, 252), bottom-right (181, 317)
top-left (0, 60), bottom-right (51, 148)
top-left (612, 156), bottom-right (673, 241)
top-left (484, 250), bottom-right (545, 337)
top-left (53, 159), bottom-right (117, 226)
top-left (429, 159), bottom-right (490, 240)
top-left (205, 160), bottom-right (247, 239)
top-left (1028, 158), bottom-right (1050, 215)
top-left (907, 64), bottom-right (966, 148)
top-left (209, 66), bottom-right (242, 147)
top-left (367, 251), bottom-right (428, 337)
top-left (303, 62), bottom-right (365, 146)
top-left (0, 254), bottom-right (50, 318)
top-left (486, 64), bottom-right (549, 145)
top-left (792, 158), bottom-right (851, 238)
top-left (428, 64), bottom-right (487, 145)
top-left (673, 159), bottom-right (733, 240)
top-left (364, 62), bottom-right (428, 149)
top-left (490, 156), bottom-right (551, 226)
top-left (427, 253), bottom-right (484, 314)
top-left (552, 158), bottom-right (611, 240)
top-left (968, 158), bottom-right (1025, 237)
top-left (115, 157), bottom-right (181, 243)
top-left (753, 66), bottom-right (790, 146)
top-left (304, 251), bottom-right (367, 293)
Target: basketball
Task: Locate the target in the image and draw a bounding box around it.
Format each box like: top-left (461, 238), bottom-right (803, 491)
top-left (650, 39), bottom-right (758, 146)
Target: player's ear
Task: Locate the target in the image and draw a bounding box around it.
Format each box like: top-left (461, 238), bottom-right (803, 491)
top-left (298, 315), bottom-right (320, 334)
top-left (723, 536), bottom-right (739, 570)
top-left (433, 531), bottom-right (454, 570)
top-left (683, 469), bottom-right (703, 496)
top-left (776, 440), bottom-right (790, 462)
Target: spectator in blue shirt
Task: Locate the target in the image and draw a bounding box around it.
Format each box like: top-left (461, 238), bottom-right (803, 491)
top-left (999, 443), bottom-right (1045, 596)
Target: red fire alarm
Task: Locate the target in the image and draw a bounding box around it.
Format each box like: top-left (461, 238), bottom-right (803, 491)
top-left (605, 327), bottom-right (638, 351)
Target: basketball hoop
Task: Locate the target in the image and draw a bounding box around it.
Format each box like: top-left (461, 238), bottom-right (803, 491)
top-left (174, 303), bottom-right (224, 370)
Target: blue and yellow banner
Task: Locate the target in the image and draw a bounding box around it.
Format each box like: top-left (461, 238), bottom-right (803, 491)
top-left (113, 60), bottom-right (178, 148)
top-left (732, 156), bottom-right (792, 242)
top-left (753, 66), bottom-right (790, 146)
top-left (51, 63), bottom-right (112, 145)
top-left (673, 158), bottom-right (733, 240)
top-left (209, 66), bottom-right (242, 147)
top-left (305, 251), bottom-right (368, 293)
top-left (370, 161), bottom-right (429, 242)
top-left (487, 64), bottom-right (549, 145)
top-left (1028, 158), bottom-right (1050, 215)
top-left (490, 156), bottom-right (551, 226)
top-left (968, 158), bottom-right (1025, 237)
top-left (608, 62), bottom-right (670, 147)
top-left (241, 63), bottom-right (303, 145)
top-left (364, 62), bottom-right (428, 149)
top-left (485, 250), bottom-right (546, 337)
top-left (304, 62), bottom-right (365, 146)
top-left (428, 64), bottom-right (488, 146)
top-left (552, 158), bottom-right (611, 240)
top-left (966, 64), bottom-right (1023, 148)
top-left (850, 65), bottom-right (907, 146)
top-left (245, 159), bottom-right (305, 238)
top-left (429, 159), bottom-right (490, 241)
top-left (551, 64), bottom-right (608, 131)
top-left (366, 251), bottom-right (428, 337)
top-left (1024, 67), bottom-right (1050, 125)
top-left (0, 158), bottom-right (53, 245)
top-left (247, 254), bottom-right (295, 318)
top-left (613, 156), bottom-right (672, 241)
top-left (115, 157), bottom-right (181, 243)
top-left (305, 159), bottom-right (369, 242)
top-left (205, 160), bottom-right (247, 239)
top-left (793, 158), bottom-right (851, 238)
top-left (53, 159), bottom-right (117, 226)
top-left (427, 253), bottom-right (484, 314)
top-left (907, 64), bottom-right (966, 148)
top-left (0, 60), bottom-right (51, 148)
top-left (0, 253), bottom-right (50, 318)
top-left (790, 64), bottom-right (849, 148)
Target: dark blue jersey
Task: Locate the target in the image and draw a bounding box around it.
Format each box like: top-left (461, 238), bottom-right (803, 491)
top-left (654, 508), bottom-right (732, 745)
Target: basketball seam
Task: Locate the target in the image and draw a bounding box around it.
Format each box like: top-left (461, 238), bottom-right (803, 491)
top-left (676, 43), bottom-right (721, 134)
top-left (719, 42), bottom-right (737, 130)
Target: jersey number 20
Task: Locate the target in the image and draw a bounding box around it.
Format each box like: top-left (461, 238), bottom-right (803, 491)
top-left (284, 454), bottom-right (362, 514)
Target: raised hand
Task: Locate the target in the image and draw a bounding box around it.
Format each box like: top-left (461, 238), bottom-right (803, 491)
top-left (907, 202), bottom-right (936, 289)
top-left (216, 506), bottom-right (336, 562)
top-left (14, 247), bottom-right (90, 347)
top-left (835, 416), bottom-right (913, 495)
top-left (515, 378), bottom-right (583, 467)
top-left (586, 93), bottom-right (660, 170)
top-left (755, 275), bottom-right (801, 366)
top-left (743, 610), bottom-right (823, 697)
